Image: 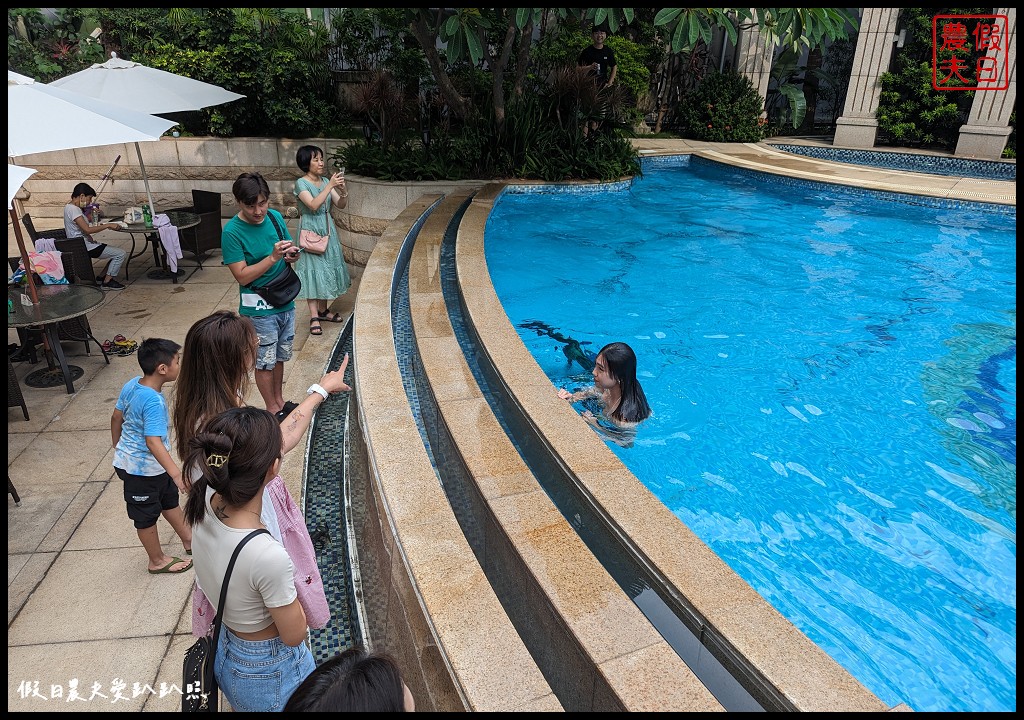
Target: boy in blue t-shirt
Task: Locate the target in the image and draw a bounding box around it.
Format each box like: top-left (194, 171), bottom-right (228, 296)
top-left (111, 338), bottom-right (193, 574)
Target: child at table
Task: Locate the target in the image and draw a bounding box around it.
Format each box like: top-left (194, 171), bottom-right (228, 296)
top-left (111, 337), bottom-right (193, 574)
top-left (64, 182), bottom-right (128, 290)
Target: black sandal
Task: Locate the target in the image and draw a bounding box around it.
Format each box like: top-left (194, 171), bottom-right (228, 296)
top-left (309, 317), bottom-right (323, 336)
top-left (318, 310), bottom-right (345, 323)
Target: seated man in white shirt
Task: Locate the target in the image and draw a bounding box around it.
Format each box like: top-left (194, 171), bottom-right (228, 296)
top-left (64, 182), bottom-right (128, 290)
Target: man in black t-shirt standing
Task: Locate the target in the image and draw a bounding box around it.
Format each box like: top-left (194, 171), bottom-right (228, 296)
top-left (578, 26), bottom-right (617, 89)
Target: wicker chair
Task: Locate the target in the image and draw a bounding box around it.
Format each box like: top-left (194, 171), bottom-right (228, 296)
top-left (21, 213), bottom-right (67, 243)
top-left (22, 213), bottom-right (108, 282)
top-left (166, 189), bottom-right (223, 270)
top-left (52, 236), bottom-right (99, 286)
top-left (8, 356), bottom-right (29, 421)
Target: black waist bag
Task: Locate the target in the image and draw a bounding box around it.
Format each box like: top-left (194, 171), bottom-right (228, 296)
top-left (244, 213), bottom-right (301, 307)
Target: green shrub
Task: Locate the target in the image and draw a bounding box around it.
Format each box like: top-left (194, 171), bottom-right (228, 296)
top-left (677, 71), bottom-right (768, 142)
top-left (335, 71), bottom-right (639, 183)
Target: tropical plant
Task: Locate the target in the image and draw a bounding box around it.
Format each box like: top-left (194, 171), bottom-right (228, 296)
top-left (349, 70), bottom-right (414, 150)
top-left (765, 47), bottom-right (807, 129)
top-left (8, 8), bottom-right (105, 81)
top-left (336, 61), bottom-right (638, 183)
top-left (366, 8), bottom-right (856, 138)
top-left (677, 71), bottom-right (768, 142)
top-left (813, 37), bottom-right (855, 129)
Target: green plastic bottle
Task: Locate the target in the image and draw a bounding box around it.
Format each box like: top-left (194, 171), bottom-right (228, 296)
top-left (142, 204), bottom-right (153, 228)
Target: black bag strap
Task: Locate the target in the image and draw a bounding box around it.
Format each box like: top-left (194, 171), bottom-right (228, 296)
top-left (266, 210), bottom-right (286, 241)
top-left (245, 212), bottom-right (287, 291)
top-left (209, 529), bottom-right (271, 648)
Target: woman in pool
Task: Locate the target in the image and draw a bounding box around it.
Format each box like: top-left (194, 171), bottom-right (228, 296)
top-left (557, 341), bottom-right (651, 443)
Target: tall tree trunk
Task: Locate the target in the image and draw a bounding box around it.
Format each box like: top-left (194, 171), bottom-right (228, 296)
top-left (409, 15), bottom-right (471, 120)
top-left (799, 46), bottom-right (823, 133)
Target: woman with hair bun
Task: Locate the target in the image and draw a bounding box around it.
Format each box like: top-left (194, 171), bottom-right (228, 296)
top-left (184, 406), bottom-right (315, 712)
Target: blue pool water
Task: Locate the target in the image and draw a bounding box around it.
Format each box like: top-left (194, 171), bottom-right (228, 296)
top-left (483, 158), bottom-right (1016, 712)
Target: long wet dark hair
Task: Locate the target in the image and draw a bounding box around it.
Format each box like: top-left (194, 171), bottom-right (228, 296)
top-left (183, 407), bottom-right (282, 526)
top-left (599, 341), bottom-right (651, 424)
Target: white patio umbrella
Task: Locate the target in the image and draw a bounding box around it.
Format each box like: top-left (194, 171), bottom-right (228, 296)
top-left (8, 70), bottom-right (175, 156)
top-left (8, 69), bottom-right (175, 303)
top-left (50, 53), bottom-right (245, 213)
top-left (8, 163), bottom-right (36, 211)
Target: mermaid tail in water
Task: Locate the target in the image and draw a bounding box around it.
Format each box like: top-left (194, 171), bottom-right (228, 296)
top-left (519, 319), bottom-right (596, 372)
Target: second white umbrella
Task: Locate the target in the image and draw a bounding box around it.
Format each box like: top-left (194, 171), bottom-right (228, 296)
top-left (50, 54), bottom-right (245, 213)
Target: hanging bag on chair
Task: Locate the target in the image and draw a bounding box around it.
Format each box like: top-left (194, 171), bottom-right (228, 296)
top-left (182, 529), bottom-right (269, 712)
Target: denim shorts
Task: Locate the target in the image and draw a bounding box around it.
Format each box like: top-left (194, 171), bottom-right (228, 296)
top-left (250, 310), bottom-right (295, 371)
top-left (215, 626), bottom-right (315, 712)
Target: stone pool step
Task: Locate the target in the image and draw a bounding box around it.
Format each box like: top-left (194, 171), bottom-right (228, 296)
top-left (407, 191), bottom-right (722, 712)
top-left (351, 194), bottom-right (561, 712)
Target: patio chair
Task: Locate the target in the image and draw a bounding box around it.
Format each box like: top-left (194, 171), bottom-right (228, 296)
top-left (22, 213), bottom-right (108, 282)
top-left (167, 189), bottom-right (223, 270)
top-left (21, 212), bottom-right (67, 243)
top-left (8, 474), bottom-right (21, 506)
top-left (52, 236), bottom-right (100, 286)
top-left (8, 356), bottom-right (29, 421)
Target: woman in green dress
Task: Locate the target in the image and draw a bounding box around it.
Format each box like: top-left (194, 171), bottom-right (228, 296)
top-left (293, 145), bottom-right (351, 336)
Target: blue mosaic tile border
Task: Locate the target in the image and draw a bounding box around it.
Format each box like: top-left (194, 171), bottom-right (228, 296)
top-left (495, 153), bottom-right (1013, 216)
top-left (305, 321), bottom-right (360, 662)
top-left (769, 143), bottom-right (1016, 181)
top-left (689, 155), bottom-right (1016, 216)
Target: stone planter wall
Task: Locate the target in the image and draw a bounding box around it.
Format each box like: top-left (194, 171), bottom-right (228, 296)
top-left (12, 136), bottom-right (485, 276)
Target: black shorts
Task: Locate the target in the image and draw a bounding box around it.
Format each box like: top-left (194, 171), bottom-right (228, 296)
top-left (115, 467), bottom-right (179, 529)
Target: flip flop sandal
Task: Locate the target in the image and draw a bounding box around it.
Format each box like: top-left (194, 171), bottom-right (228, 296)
top-left (309, 318), bottom-right (323, 336)
top-left (148, 557), bottom-right (193, 574)
top-left (317, 311), bottom-right (345, 323)
top-left (112, 335), bottom-right (139, 356)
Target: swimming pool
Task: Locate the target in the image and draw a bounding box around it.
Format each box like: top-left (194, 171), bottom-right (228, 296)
top-left (483, 157), bottom-right (1016, 713)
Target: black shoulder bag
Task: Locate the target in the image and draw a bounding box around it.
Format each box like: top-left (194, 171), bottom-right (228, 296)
top-left (244, 212), bottom-right (301, 307)
top-left (182, 529), bottom-right (270, 712)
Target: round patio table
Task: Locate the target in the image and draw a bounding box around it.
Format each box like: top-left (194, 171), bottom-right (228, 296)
top-left (110, 210), bottom-right (201, 283)
top-left (8, 283), bottom-right (106, 394)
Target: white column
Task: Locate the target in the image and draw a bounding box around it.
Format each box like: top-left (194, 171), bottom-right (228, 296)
top-left (734, 16), bottom-right (775, 112)
top-left (833, 8), bottom-right (901, 148)
top-left (956, 8), bottom-right (1017, 158)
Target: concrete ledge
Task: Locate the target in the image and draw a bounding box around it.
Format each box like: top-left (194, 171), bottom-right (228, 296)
top-left (409, 193), bottom-right (721, 711)
top-left (351, 194), bottom-right (559, 712)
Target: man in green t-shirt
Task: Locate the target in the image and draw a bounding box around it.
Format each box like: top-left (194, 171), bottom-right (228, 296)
top-left (221, 172), bottom-right (302, 420)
